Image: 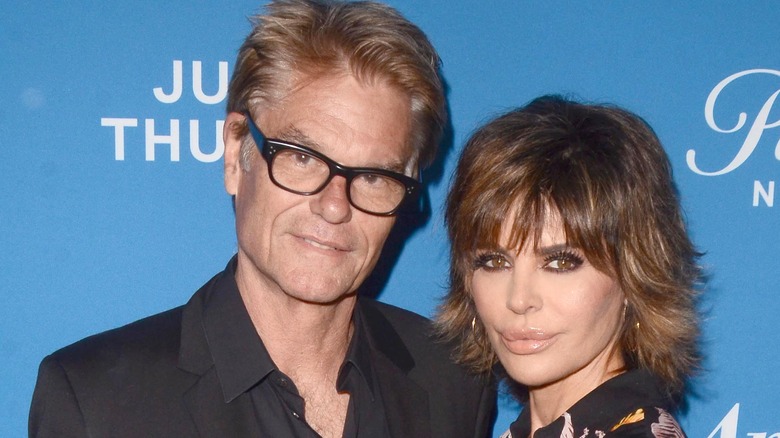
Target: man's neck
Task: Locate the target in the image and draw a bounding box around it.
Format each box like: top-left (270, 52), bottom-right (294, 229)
top-left (233, 255), bottom-right (356, 438)
top-left (233, 258), bottom-right (356, 380)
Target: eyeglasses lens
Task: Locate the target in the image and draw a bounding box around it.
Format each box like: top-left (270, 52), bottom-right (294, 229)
top-left (270, 149), bottom-right (406, 214)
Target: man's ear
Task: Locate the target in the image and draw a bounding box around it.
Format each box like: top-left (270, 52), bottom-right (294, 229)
top-left (223, 112), bottom-right (245, 196)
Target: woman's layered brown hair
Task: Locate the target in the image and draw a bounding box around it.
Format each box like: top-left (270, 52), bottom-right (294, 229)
top-left (436, 95), bottom-right (702, 397)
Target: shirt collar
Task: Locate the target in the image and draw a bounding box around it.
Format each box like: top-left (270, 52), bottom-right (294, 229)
top-left (202, 256), bottom-right (377, 402)
top-left (337, 301), bottom-right (378, 399)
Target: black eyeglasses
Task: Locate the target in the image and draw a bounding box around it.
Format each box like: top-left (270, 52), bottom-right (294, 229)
top-left (243, 111), bottom-right (420, 216)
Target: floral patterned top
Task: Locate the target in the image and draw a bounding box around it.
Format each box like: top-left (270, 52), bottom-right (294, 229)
top-left (501, 369), bottom-right (686, 438)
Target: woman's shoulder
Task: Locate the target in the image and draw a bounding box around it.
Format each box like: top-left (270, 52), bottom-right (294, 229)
top-left (501, 405), bottom-right (686, 438)
top-left (607, 405), bottom-right (686, 437)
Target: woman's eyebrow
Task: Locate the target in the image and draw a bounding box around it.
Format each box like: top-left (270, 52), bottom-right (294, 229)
top-left (534, 243), bottom-right (571, 256)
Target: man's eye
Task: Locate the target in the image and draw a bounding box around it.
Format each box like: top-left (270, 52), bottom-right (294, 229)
top-left (473, 253), bottom-right (512, 271)
top-left (293, 153), bottom-right (315, 166)
top-left (357, 173), bottom-right (386, 186)
top-left (542, 251), bottom-right (584, 273)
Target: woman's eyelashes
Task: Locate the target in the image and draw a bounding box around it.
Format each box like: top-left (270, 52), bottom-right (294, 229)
top-left (542, 249), bottom-right (584, 273)
top-left (473, 248), bottom-right (585, 273)
top-left (473, 252), bottom-right (512, 271)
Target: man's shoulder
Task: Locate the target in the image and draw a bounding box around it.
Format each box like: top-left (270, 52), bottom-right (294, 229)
top-left (359, 297), bottom-right (431, 326)
top-left (357, 298), bottom-right (464, 370)
top-left (357, 297), bottom-right (433, 343)
top-left (31, 304), bottom-right (207, 436)
top-left (46, 305), bottom-right (185, 373)
top-left (358, 298), bottom-right (497, 435)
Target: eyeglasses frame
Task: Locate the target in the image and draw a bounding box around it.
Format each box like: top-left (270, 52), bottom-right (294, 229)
top-left (243, 111), bottom-right (421, 216)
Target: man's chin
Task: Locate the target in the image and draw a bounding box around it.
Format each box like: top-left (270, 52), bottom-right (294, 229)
top-left (279, 277), bottom-right (361, 307)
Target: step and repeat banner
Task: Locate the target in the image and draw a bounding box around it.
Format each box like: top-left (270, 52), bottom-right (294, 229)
top-left (2, 1), bottom-right (778, 436)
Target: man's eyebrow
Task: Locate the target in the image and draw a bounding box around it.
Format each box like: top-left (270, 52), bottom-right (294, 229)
top-left (276, 126), bottom-right (410, 173)
top-left (276, 126), bottom-right (324, 151)
top-left (374, 157), bottom-right (409, 174)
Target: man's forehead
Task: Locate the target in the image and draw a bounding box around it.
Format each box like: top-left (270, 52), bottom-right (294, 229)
top-left (257, 73), bottom-right (416, 173)
top-left (274, 124), bottom-right (411, 173)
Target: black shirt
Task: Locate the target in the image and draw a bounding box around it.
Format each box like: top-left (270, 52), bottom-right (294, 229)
top-left (203, 258), bottom-right (390, 437)
top-left (504, 369), bottom-right (686, 437)
top-left (30, 256), bottom-right (496, 437)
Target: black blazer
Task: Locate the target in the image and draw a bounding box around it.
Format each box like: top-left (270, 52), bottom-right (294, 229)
top-left (30, 268), bottom-right (496, 438)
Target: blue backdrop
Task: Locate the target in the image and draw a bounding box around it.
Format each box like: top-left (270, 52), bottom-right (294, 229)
top-left (2, 2), bottom-right (778, 436)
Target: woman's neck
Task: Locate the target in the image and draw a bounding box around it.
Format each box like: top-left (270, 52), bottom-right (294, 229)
top-left (526, 356), bottom-right (626, 434)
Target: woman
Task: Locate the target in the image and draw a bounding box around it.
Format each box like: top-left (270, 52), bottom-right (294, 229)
top-left (436, 96), bottom-right (701, 437)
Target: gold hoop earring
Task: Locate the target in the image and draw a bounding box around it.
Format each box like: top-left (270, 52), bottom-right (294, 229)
top-left (471, 317), bottom-right (476, 331)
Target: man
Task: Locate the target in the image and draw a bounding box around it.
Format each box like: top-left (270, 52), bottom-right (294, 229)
top-left (29, 1), bottom-right (496, 437)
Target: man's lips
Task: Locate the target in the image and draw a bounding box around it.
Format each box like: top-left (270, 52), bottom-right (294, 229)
top-left (299, 235), bottom-right (350, 252)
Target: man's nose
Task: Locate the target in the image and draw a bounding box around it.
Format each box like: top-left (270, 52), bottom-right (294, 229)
top-left (310, 175), bottom-right (352, 224)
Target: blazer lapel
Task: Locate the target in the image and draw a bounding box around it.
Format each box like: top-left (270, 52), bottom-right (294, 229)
top-left (177, 273), bottom-right (262, 437)
top-left (358, 300), bottom-right (431, 438)
top-left (372, 353), bottom-right (431, 438)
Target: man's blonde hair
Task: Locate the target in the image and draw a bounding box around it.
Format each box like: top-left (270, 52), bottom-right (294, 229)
top-left (226, 0), bottom-right (445, 170)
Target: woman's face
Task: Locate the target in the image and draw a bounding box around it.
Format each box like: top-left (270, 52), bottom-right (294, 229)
top-left (471, 216), bottom-right (626, 392)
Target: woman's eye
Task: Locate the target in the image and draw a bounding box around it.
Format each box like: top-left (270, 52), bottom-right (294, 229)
top-left (474, 253), bottom-right (512, 271)
top-left (546, 258), bottom-right (575, 271)
top-left (543, 251), bottom-right (584, 273)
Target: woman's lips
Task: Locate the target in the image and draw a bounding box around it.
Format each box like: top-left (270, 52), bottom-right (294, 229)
top-left (499, 330), bottom-right (557, 355)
